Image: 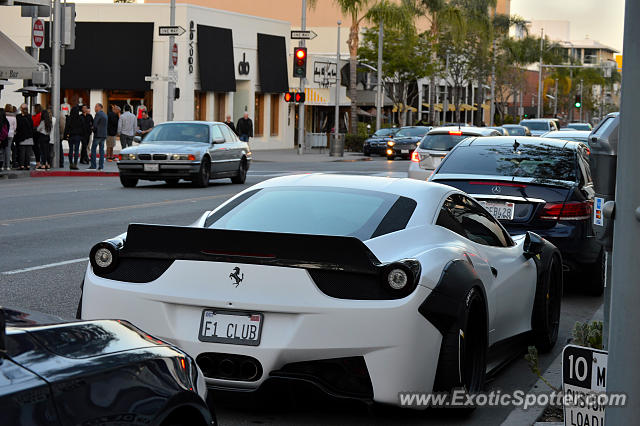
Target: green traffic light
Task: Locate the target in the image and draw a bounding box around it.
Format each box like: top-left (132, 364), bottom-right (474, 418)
top-left (575, 102), bottom-right (582, 108)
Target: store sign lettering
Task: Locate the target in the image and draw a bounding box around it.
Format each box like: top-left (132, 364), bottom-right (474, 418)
top-left (188, 21), bottom-right (195, 74)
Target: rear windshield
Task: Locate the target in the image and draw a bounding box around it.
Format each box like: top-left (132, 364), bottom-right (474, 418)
top-left (505, 127), bottom-right (527, 136)
top-left (419, 134), bottom-right (468, 151)
top-left (396, 128), bottom-right (429, 137)
top-left (520, 121), bottom-right (549, 131)
top-left (439, 144), bottom-right (577, 182)
top-left (207, 187), bottom-right (416, 240)
top-left (566, 123), bottom-right (591, 131)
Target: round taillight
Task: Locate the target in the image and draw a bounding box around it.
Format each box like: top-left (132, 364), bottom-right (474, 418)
top-left (90, 241), bottom-right (120, 274)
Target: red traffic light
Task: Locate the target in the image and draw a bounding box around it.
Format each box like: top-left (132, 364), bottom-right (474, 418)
top-left (284, 92), bottom-right (293, 102)
top-left (294, 92), bottom-right (305, 103)
top-left (296, 49), bottom-right (306, 60)
top-left (293, 47), bottom-right (307, 77)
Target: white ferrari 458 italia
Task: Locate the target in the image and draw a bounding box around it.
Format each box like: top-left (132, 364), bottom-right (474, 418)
top-left (79, 174), bottom-right (562, 407)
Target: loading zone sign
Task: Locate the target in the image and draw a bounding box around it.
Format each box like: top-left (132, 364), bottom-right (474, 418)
top-left (562, 345), bottom-right (608, 426)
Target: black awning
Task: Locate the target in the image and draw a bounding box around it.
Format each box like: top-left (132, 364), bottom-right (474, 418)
top-left (197, 25), bottom-right (235, 92)
top-left (257, 33), bottom-right (288, 93)
top-left (40, 22), bottom-right (153, 91)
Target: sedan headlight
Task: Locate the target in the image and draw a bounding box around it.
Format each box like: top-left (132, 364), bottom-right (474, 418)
top-left (387, 140), bottom-right (395, 147)
top-left (122, 153), bottom-right (136, 160)
top-left (171, 154), bottom-right (197, 161)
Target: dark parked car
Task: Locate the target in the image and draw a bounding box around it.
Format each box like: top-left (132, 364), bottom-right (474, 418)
top-left (564, 122), bottom-right (592, 131)
top-left (429, 136), bottom-right (603, 295)
top-left (0, 306), bottom-right (215, 426)
top-left (362, 127), bottom-right (399, 156)
top-left (488, 126), bottom-right (510, 136)
top-left (385, 126), bottom-right (432, 160)
top-left (502, 124), bottom-right (531, 136)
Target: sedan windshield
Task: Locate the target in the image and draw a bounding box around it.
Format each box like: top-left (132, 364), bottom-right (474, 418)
top-left (520, 121), bottom-right (549, 131)
top-left (566, 123), bottom-right (591, 131)
top-left (143, 123), bottom-right (210, 144)
top-left (419, 134), bottom-right (468, 151)
top-left (372, 128), bottom-right (397, 137)
top-left (438, 144), bottom-right (577, 182)
top-left (395, 128), bottom-right (429, 137)
top-left (207, 187), bottom-right (416, 240)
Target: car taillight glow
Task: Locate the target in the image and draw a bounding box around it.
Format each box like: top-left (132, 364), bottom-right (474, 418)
top-left (411, 151), bottom-right (420, 162)
top-left (539, 201), bottom-right (592, 220)
top-left (449, 130), bottom-right (463, 135)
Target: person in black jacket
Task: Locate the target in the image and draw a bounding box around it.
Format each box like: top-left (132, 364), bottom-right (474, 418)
top-left (14, 104), bottom-right (34, 170)
top-left (223, 115), bottom-right (236, 134)
top-left (236, 112), bottom-right (253, 142)
top-left (106, 105), bottom-right (119, 161)
top-left (63, 105), bottom-right (84, 169)
top-left (80, 104), bottom-right (93, 164)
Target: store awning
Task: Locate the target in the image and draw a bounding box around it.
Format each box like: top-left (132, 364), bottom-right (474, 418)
top-left (422, 103), bottom-right (443, 112)
top-left (257, 34), bottom-right (288, 93)
top-left (198, 25), bottom-right (236, 92)
top-left (0, 30), bottom-right (39, 80)
top-left (392, 103), bottom-right (417, 113)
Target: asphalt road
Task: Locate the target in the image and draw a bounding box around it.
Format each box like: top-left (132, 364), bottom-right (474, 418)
top-left (0, 155), bottom-right (603, 426)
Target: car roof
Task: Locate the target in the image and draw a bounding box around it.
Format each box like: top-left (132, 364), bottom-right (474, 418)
top-left (543, 130), bottom-right (591, 138)
top-left (397, 126), bottom-right (431, 130)
top-left (459, 136), bottom-right (582, 150)
top-left (502, 124), bottom-right (525, 128)
top-left (520, 118), bottom-right (556, 123)
top-left (428, 126), bottom-right (497, 136)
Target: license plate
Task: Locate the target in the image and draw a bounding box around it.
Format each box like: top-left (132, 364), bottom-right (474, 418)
top-left (198, 310), bottom-right (263, 346)
top-left (479, 201), bottom-right (515, 220)
top-left (143, 163), bottom-right (159, 172)
top-left (401, 149), bottom-right (409, 154)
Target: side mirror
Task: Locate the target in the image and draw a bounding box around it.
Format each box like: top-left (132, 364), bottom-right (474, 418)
top-left (133, 136), bottom-right (142, 143)
top-left (213, 137), bottom-right (225, 144)
top-left (523, 231), bottom-right (545, 259)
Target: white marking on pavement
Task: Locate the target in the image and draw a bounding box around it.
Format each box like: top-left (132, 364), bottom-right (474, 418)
top-left (2, 258), bottom-right (89, 275)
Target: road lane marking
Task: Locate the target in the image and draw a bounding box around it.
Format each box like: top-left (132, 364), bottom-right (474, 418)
top-left (2, 258), bottom-right (89, 275)
top-left (0, 193), bottom-right (232, 225)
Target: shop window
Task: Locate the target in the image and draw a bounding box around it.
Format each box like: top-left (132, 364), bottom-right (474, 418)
top-left (270, 94), bottom-right (280, 136)
top-left (255, 94), bottom-right (264, 137)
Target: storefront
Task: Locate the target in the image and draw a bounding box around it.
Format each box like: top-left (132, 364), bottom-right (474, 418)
top-left (0, 3), bottom-right (294, 150)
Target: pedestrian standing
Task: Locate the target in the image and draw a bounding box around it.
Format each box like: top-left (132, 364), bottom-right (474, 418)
top-left (32, 104), bottom-right (42, 169)
top-left (223, 115), bottom-right (236, 134)
top-left (137, 110), bottom-right (154, 139)
top-left (0, 108), bottom-right (9, 170)
top-left (117, 104), bottom-right (137, 151)
top-left (80, 105), bottom-right (93, 164)
top-left (36, 109), bottom-right (54, 170)
top-left (90, 103), bottom-right (107, 170)
top-left (106, 105), bottom-right (119, 161)
top-left (63, 105), bottom-right (84, 169)
top-left (14, 104), bottom-right (34, 170)
top-left (4, 104), bottom-right (16, 170)
top-left (236, 112), bottom-right (253, 142)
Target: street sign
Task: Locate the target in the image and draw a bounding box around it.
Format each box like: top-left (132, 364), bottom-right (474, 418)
top-left (291, 30), bottom-right (318, 40)
top-left (562, 345), bottom-right (608, 426)
top-left (172, 43), bottom-right (178, 66)
top-left (159, 26), bottom-right (186, 36)
top-left (145, 74), bottom-right (177, 83)
top-left (313, 61), bottom-right (337, 86)
top-left (32, 18), bottom-right (45, 49)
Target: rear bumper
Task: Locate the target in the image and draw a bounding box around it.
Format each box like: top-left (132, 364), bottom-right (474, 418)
top-left (81, 261), bottom-right (441, 405)
top-left (407, 162), bottom-right (432, 180)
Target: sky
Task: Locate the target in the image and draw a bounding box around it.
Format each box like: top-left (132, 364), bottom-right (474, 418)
top-left (511, 0), bottom-right (625, 52)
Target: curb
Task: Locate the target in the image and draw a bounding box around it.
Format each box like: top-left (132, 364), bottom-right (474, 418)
top-left (30, 170), bottom-right (120, 177)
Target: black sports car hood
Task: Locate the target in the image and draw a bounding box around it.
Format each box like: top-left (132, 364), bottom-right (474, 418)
top-left (392, 136), bottom-right (423, 144)
top-left (3, 306), bottom-right (67, 326)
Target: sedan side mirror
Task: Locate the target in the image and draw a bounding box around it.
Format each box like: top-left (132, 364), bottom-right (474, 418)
top-left (133, 136), bottom-right (142, 143)
top-left (213, 137), bottom-right (226, 144)
top-left (523, 231), bottom-right (545, 259)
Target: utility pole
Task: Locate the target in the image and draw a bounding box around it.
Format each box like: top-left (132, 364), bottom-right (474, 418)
top-left (579, 79), bottom-right (583, 122)
top-left (376, 20), bottom-right (383, 130)
top-left (334, 20), bottom-right (341, 139)
top-left (297, 0), bottom-right (307, 155)
top-left (166, 0), bottom-right (176, 121)
top-left (51, 0), bottom-right (61, 169)
top-left (537, 28), bottom-right (544, 118)
top-left (553, 78), bottom-right (558, 117)
top-left (605, 0), bottom-right (640, 422)
top-left (489, 38), bottom-right (496, 126)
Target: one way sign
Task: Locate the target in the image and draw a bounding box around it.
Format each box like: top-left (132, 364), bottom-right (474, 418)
top-left (159, 26), bottom-right (186, 36)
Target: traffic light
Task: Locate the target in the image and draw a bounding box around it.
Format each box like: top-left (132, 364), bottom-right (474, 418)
top-left (284, 92), bottom-right (294, 102)
top-left (295, 92), bottom-right (305, 103)
top-left (574, 95), bottom-right (582, 108)
top-left (293, 47), bottom-right (307, 78)
top-left (284, 91), bottom-right (305, 103)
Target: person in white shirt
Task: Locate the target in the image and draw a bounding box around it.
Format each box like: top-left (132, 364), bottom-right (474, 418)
top-left (36, 109), bottom-right (55, 170)
top-left (117, 104), bottom-right (138, 151)
top-left (3, 104), bottom-right (17, 170)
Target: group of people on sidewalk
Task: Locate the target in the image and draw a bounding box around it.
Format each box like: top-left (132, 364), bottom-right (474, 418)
top-left (0, 103), bottom-right (56, 171)
top-left (223, 112), bottom-right (254, 142)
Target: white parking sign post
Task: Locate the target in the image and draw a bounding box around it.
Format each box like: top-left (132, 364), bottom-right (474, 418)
top-left (562, 345), bottom-right (608, 426)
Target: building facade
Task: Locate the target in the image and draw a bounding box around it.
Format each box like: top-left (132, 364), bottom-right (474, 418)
top-left (0, 3), bottom-right (295, 149)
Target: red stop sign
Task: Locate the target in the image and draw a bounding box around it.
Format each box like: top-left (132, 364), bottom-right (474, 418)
top-left (32, 18), bottom-right (44, 49)
top-left (172, 43), bottom-right (178, 66)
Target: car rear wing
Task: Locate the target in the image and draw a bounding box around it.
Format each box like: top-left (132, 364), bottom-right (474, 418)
top-left (120, 224), bottom-right (382, 275)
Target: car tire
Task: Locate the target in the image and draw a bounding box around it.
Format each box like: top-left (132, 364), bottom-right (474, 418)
top-left (433, 287), bottom-right (487, 397)
top-left (363, 147), bottom-right (371, 156)
top-left (120, 176), bottom-right (138, 188)
top-left (164, 178), bottom-right (179, 186)
top-left (192, 157), bottom-right (210, 188)
top-left (532, 254), bottom-right (563, 353)
top-left (231, 158), bottom-right (247, 184)
top-left (583, 250), bottom-right (605, 297)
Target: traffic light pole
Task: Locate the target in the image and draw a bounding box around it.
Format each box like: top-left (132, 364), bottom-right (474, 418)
top-left (51, 0), bottom-right (61, 169)
top-left (297, 0), bottom-right (306, 155)
top-left (605, 0), bottom-right (640, 422)
top-left (167, 0), bottom-right (176, 122)
top-left (335, 21), bottom-right (341, 138)
top-left (579, 79), bottom-right (583, 122)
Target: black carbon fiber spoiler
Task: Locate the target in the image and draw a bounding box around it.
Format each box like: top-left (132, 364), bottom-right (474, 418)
top-left (121, 224), bottom-right (381, 275)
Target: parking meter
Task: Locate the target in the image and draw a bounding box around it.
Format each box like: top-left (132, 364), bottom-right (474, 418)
top-left (588, 112), bottom-right (620, 251)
